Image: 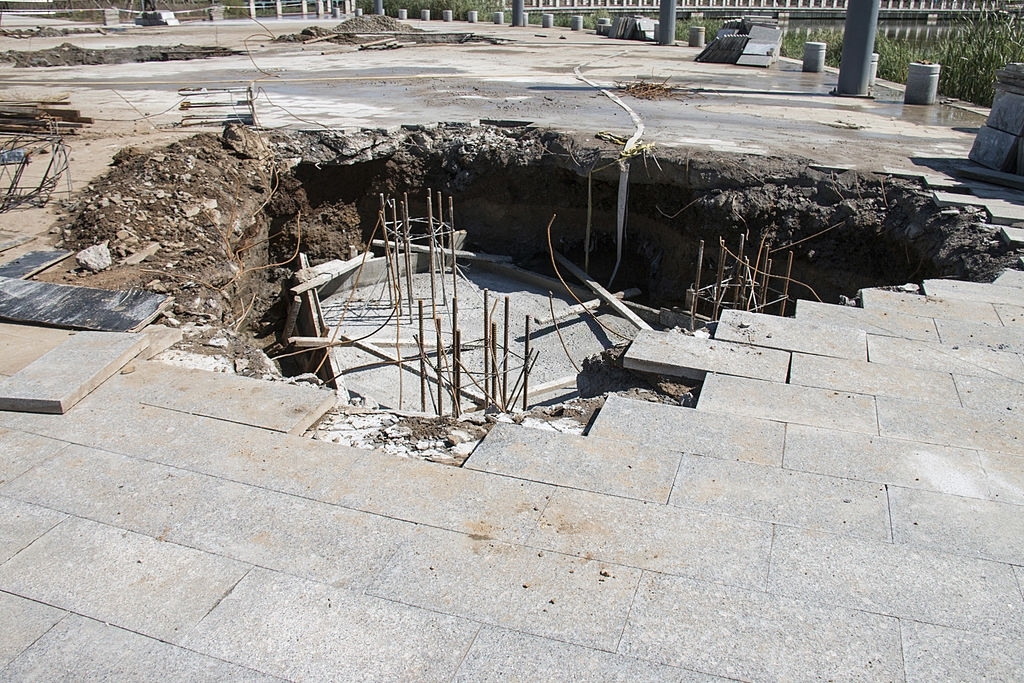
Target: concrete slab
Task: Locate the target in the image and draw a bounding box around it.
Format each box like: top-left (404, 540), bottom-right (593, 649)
top-left (0, 323), bottom-right (73, 376)
top-left (993, 268), bottom-right (1024, 289)
top-left (466, 422), bottom-right (681, 503)
top-left (453, 626), bottom-right (709, 682)
top-left (618, 572), bottom-right (904, 681)
top-left (670, 452), bottom-right (890, 540)
top-left (767, 526), bottom-right (1024, 633)
top-left (588, 394), bottom-right (786, 466)
top-left (967, 125), bottom-right (1019, 171)
top-left (697, 374), bottom-right (878, 434)
top-left (138, 324), bottom-right (183, 359)
top-left (2, 614), bottom-right (276, 681)
top-left (0, 516), bottom-right (250, 643)
top-left (902, 620), bottom-right (1024, 681)
top-left (789, 351), bottom-right (959, 406)
top-left (333, 450), bottom-right (555, 544)
top-left (980, 450), bottom-right (1024, 505)
top-left (922, 278), bottom-right (1024, 306)
top-left (0, 331), bottom-right (147, 414)
top-left (530, 486), bottom-right (772, 590)
top-left (116, 361), bottom-right (336, 434)
top-left (2, 444), bottom-right (415, 590)
top-left (867, 334), bottom-right (1024, 381)
top-left (183, 566), bottom-right (477, 681)
top-left (366, 524), bottom-right (641, 652)
top-left (859, 287), bottom-right (1002, 324)
top-left (935, 317), bottom-right (1024, 353)
top-left (783, 424), bottom-right (991, 499)
top-left (0, 495), bottom-right (67, 565)
top-left (877, 395), bottom-right (1024, 455)
top-left (622, 328), bottom-right (790, 382)
top-left (793, 298), bottom-right (939, 342)
top-left (999, 226), bottom-right (1024, 247)
top-left (0, 427), bottom-right (70, 486)
top-left (0, 592), bottom-right (66, 670)
top-left (994, 302), bottom-right (1024, 325)
top-left (889, 486), bottom-right (1024, 565)
top-left (715, 308), bottom-right (867, 360)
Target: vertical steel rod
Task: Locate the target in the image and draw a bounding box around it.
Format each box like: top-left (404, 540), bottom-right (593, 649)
top-left (490, 320), bottom-right (499, 411)
top-left (483, 288), bottom-right (490, 411)
top-left (523, 316), bottom-right (531, 411)
top-left (418, 299), bottom-right (426, 412)
top-left (427, 189), bottom-right (437, 319)
top-left (453, 328), bottom-right (462, 417)
top-left (502, 295), bottom-right (510, 408)
top-left (780, 251), bottom-right (794, 316)
top-left (435, 317), bottom-right (444, 417)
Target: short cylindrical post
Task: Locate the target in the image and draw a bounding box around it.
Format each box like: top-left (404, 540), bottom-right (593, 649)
top-left (570, 14), bottom-right (583, 30)
top-left (541, 12), bottom-right (553, 27)
top-left (868, 52), bottom-right (879, 87)
top-left (467, 10), bottom-right (478, 22)
top-left (803, 41), bottom-right (826, 72)
top-left (420, 8), bottom-right (430, 20)
top-left (688, 26), bottom-right (706, 48)
top-left (904, 62), bottom-right (941, 105)
top-left (494, 11), bottom-right (504, 24)
top-left (352, 5), bottom-right (360, 15)
top-left (443, 9), bottom-right (453, 21)
top-left (398, 8), bottom-right (407, 18)
top-left (523, 316), bottom-right (531, 411)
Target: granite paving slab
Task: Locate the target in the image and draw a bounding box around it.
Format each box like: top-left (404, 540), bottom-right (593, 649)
top-left (622, 328), bottom-right (791, 382)
top-left (183, 567), bottom-right (478, 681)
top-left (2, 614), bottom-right (279, 682)
top-left (789, 352), bottom-right (959, 406)
top-left (0, 331), bottom-right (147, 414)
top-left (876, 395), bottom-right (1024, 455)
top-left (859, 287), bottom-right (1001, 324)
top-left (888, 486), bottom-right (1024, 564)
top-left (922, 278), bottom-right (1024, 306)
top-left (0, 496), bottom-right (67, 565)
top-left (0, 323), bottom-right (73, 376)
top-left (588, 394), bottom-right (786, 466)
top-left (466, 422), bottom-right (681, 503)
top-left (901, 620), bottom-right (1024, 681)
top-left (867, 334), bottom-right (1024, 380)
top-left (0, 591), bottom-right (66, 670)
top-left (2, 444), bottom-right (415, 590)
top-left (0, 516), bottom-right (250, 643)
top-left (115, 361), bottom-right (336, 434)
top-left (697, 374), bottom-right (878, 434)
top-left (952, 373), bottom-right (1024, 411)
top-left (793, 299), bottom-right (939, 341)
top-left (935, 317), bottom-right (1024, 353)
top-left (993, 268), bottom-right (1024, 289)
top-left (618, 572), bottom-right (904, 681)
top-left (715, 308), bottom-right (867, 360)
top-left (453, 626), bottom-right (713, 682)
top-left (530, 486), bottom-right (772, 590)
top-left (332, 450), bottom-right (555, 544)
top-left (995, 302), bottom-right (1024, 325)
top-left (669, 452), bottom-right (890, 540)
top-left (365, 524), bottom-right (641, 652)
top-left (0, 427), bottom-right (69, 485)
top-left (782, 424), bottom-right (991, 499)
top-left (979, 450), bottom-right (1024, 505)
top-left (767, 526), bottom-right (1024, 634)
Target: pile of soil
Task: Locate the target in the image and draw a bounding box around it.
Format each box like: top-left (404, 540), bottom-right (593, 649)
top-left (0, 26), bottom-right (106, 39)
top-left (274, 17), bottom-right (423, 44)
top-left (0, 43), bottom-right (238, 68)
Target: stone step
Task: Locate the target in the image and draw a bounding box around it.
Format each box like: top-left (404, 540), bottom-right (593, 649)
top-left (588, 393), bottom-right (785, 466)
top-left (935, 317), bottom-right (1024, 354)
top-left (922, 278), bottom-right (1024, 306)
top-left (714, 309), bottom-right (867, 360)
top-left (0, 331), bottom-right (148, 414)
top-left (697, 373), bottom-right (878, 434)
top-left (877, 395), bottom-right (1024, 456)
top-left (793, 299), bottom-right (939, 342)
top-left (465, 421), bottom-right (681, 503)
top-left (993, 267), bottom-right (1024, 289)
top-left (859, 287), bottom-right (1001, 324)
top-left (622, 328), bottom-right (790, 383)
top-left (867, 334), bottom-right (1024, 381)
top-left (789, 352), bottom-right (960, 406)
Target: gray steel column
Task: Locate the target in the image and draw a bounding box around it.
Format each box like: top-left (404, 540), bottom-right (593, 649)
top-left (374, 0), bottom-right (384, 14)
top-left (512, 0), bottom-right (525, 25)
top-left (835, 0), bottom-right (880, 96)
top-left (658, 0), bottom-right (676, 45)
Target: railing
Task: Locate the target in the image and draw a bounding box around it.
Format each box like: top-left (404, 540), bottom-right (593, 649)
top-left (524, 0), bottom-right (999, 11)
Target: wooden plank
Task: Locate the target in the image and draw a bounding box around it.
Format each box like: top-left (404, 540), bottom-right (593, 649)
top-left (552, 251), bottom-right (652, 331)
top-left (0, 276), bottom-right (170, 332)
top-left (472, 259), bottom-right (593, 304)
top-left (371, 239), bottom-right (512, 264)
top-left (0, 250), bottom-right (71, 279)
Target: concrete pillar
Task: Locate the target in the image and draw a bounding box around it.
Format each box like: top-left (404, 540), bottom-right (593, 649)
top-left (513, 0), bottom-right (525, 24)
top-left (658, 0), bottom-right (675, 44)
top-left (542, 12), bottom-right (553, 26)
top-left (275, 0), bottom-right (282, 17)
top-left (835, 0), bottom-right (880, 96)
top-left (398, 8), bottom-right (407, 18)
top-left (688, 25), bottom-right (705, 47)
top-left (301, 0), bottom-right (308, 17)
top-left (802, 41), bottom-right (825, 71)
top-left (374, 0), bottom-right (383, 13)
top-left (316, 0), bottom-right (324, 17)
top-left (904, 62), bottom-right (940, 104)
top-left (467, 9), bottom-right (478, 21)
top-left (248, 0), bottom-right (256, 20)
top-left (570, 14), bottom-right (583, 29)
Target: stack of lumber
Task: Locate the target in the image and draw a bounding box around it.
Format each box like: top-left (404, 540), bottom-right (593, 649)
top-left (0, 99), bottom-right (92, 134)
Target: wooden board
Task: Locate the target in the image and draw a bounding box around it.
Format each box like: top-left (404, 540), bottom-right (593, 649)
top-left (0, 250), bottom-right (71, 279)
top-left (0, 276), bottom-right (170, 332)
top-left (552, 252), bottom-right (652, 331)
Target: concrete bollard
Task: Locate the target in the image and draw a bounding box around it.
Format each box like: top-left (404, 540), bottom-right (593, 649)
top-left (397, 8), bottom-right (407, 18)
top-left (420, 8), bottom-right (429, 19)
top-left (208, 5), bottom-right (225, 20)
top-left (868, 52), bottom-right (879, 87)
top-left (904, 62), bottom-right (941, 105)
top-left (570, 15), bottom-right (583, 30)
top-left (354, 6), bottom-right (362, 15)
top-left (493, 11), bottom-right (504, 24)
top-left (467, 9), bottom-right (477, 22)
top-left (688, 25), bottom-right (705, 48)
top-left (519, 11), bottom-right (528, 25)
top-left (802, 41), bottom-right (826, 73)
top-left (541, 12), bottom-right (553, 28)
top-left (103, 8), bottom-right (120, 25)
top-left (333, 7), bottom-right (341, 17)
top-left (443, 9), bottom-right (452, 21)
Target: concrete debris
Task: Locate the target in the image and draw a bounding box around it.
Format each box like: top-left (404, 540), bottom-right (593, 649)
top-left (696, 18), bottom-right (781, 67)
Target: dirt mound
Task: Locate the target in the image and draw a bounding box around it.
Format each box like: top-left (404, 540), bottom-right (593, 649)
top-left (0, 43), bottom-right (238, 68)
top-left (334, 15), bottom-right (421, 32)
